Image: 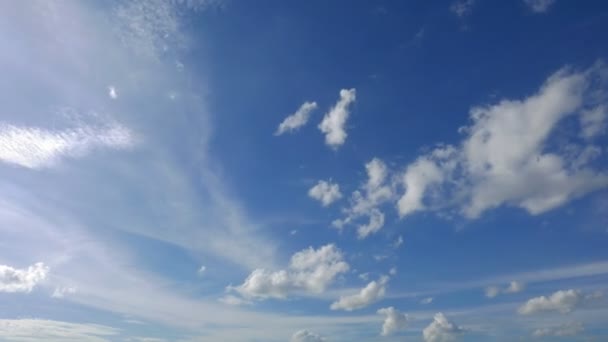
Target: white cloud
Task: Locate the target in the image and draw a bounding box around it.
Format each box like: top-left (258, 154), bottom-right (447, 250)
top-left (450, 0), bottom-right (475, 17)
top-left (518, 289), bottom-right (602, 314)
top-left (108, 86), bottom-right (118, 99)
top-left (275, 101), bottom-right (318, 135)
top-left (308, 180), bottom-right (342, 207)
top-left (580, 104), bottom-right (607, 139)
top-left (330, 275), bottom-right (388, 311)
top-left (291, 330), bottom-right (326, 342)
top-left (318, 88), bottom-right (356, 148)
top-left (395, 63), bottom-right (608, 220)
top-left (393, 235), bottom-right (404, 248)
top-left (334, 158), bottom-right (394, 238)
top-left (377, 307), bottom-right (408, 336)
top-left (389, 267), bottom-right (397, 276)
top-left (52, 286), bottom-right (77, 298)
top-left (532, 321), bottom-right (583, 337)
top-left (0, 262), bottom-right (48, 293)
top-left (485, 281), bottom-right (525, 298)
top-left (0, 120), bottom-right (133, 169)
top-left (422, 313), bottom-right (465, 342)
top-left (218, 295), bottom-right (252, 306)
top-left (420, 297), bottom-right (434, 305)
top-left (524, 0), bottom-right (556, 13)
top-left (231, 244), bottom-right (349, 300)
top-left (197, 265), bottom-right (206, 276)
top-left (0, 319), bottom-right (119, 342)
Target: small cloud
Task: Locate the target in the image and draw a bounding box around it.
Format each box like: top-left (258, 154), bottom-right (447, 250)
top-left (318, 88), bottom-right (356, 148)
top-left (420, 297), bottom-right (434, 305)
top-left (450, 0), bottom-right (475, 17)
top-left (219, 295), bottom-right (252, 306)
top-left (393, 235), bottom-right (404, 248)
top-left (389, 267), bottom-right (397, 276)
top-left (308, 180), bottom-right (342, 207)
top-left (485, 281), bottom-right (525, 298)
top-left (275, 101), bottom-right (318, 136)
top-left (423, 313), bottom-right (466, 342)
top-left (108, 86), bottom-right (118, 99)
top-left (524, 0), bottom-right (556, 13)
top-left (518, 289), bottom-right (602, 315)
top-left (330, 275), bottom-right (388, 311)
top-left (377, 307), bottom-right (409, 336)
top-left (358, 272), bottom-right (370, 281)
top-left (290, 330), bottom-right (326, 342)
top-left (197, 265), bottom-right (206, 276)
top-left (533, 321), bottom-right (583, 337)
top-left (290, 229), bottom-right (297, 235)
top-left (485, 286), bottom-right (500, 298)
top-left (0, 262), bottom-right (49, 293)
top-left (51, 286), bottom-right (76, 298)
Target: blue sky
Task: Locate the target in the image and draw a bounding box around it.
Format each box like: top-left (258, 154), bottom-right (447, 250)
top-left (1, 0), bottom-right (608, 341)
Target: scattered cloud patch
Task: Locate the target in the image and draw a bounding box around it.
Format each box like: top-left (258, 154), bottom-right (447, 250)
top-left (218, 295), bottom-right (252, 306)
top-left (0, 319), bottom-right (119, 342)
top-left (0, 262), bottom-right (48, 293)
top-left (197, 265), bottom-right (206, 276)
top-left (275, 101), bottom-right (318, 135)
top-left (52, 286), bottom-right (77, 298)
top-left (108, 86), bottom-right (118, 99)
top-left (423, 313), bottom-right (466, 342)
top-left (308, 180), bottom-right (342, 207)
top-left (532, 321), bottom-right (583, 337)
top-left (485, 281), bottom-right (525, 298)
top-left (392, 235), bottom-right (404, 248)
top-left (333, 158), bottom-right (394, 238)
top-left (231, 244), bottom-right (349, 300)
top-left (377, 307), bottom-right (408, 336)
top-left (518, 289), bottom-right (602, 314)
top-left (330, 275), bottom-right (388, 311)
top-left (421, 297), bottom-right (434, 305)
top-left (450, 0), bottom-right (475, 17)
top-left (524, 0), bottom-right (556, 13)
top-left (580, 104), bottom-right (607, 139)
top-left (291, 329), bottom-right (327, 342)
top-left (318, 88), bottom-right (356, 148)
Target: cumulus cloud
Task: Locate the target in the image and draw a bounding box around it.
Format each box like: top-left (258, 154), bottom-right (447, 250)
top-left (0, 117), bottom-right (133, 169)
top-left (333, 158), bottom-right (394, 238)
top-left (330, 275), bottom-right (388, 311)
top-left (422, 313), bottom-right (465, 342)
top-left (420, 297), bottom-right (434, 305)
top-left (291, 329), bottom-right (326, 342)
top-left (485, 281), bottom-right (525, 298)
top-left (395, 63), bottom-right (608, 220)
top-left (108, 86), bottom-right (118, 99)
top-left (275, 101), bottom-right (318, 135)
top-left (524, 0), bottom-right (556, 13)
top-left (450, 0), bottom-right (475, 17)
top-left (231, 244), bottom-right (349, 300)
top-left (0, 262), bottom-right (49, 293)
top-left (518, 289), bottom-right (602, 314)
top-left (377, 307), bottom-right (408, 336)
top-left (533, 321), bottom-right (583, 337)
top-left (308, 180), bottom-right (342, 206)
top-left (318, 88), bottom-right (356, 148)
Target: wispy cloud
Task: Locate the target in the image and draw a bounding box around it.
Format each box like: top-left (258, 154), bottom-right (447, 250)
top-left (275, 101), bottom-right (318, 135)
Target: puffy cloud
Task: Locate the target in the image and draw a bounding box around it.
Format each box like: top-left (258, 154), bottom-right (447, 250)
top-left (524, 0), bottom-right (556, 13)
top-left (422, 313), bottom-right (465, 342)
top-left (450, 0), bottom-right (475, 17)
top-left (330, 275), bottom-right (388, 311)
top-left (275, 101), bottom-right (318, 135)
top-left (308, 180), bottom-right (342, 207)
top-left (0, 262), bottom-right (48, 293)
top-left (231, 244), bottom-right (349, 300)
top-left (532, 321), bottom-right (583, 337)
top-left (377, 307), bottom-right (408, 336)
top-left (334, 158), bottom-right (394, 238)
top-left (518, 289), bottom-right (602, 314)
top-left (485, 281), bottom-right (525, 298)
top-left (291, 330), bottom-right (326, 342)
top-left (396, 63), bottom-right (608, 220)
top-left (0, 118), bottom-right (133, 169)
top-left (318, 88), bottom-right (356, 148)
top-left (108, 86), bottom-right (118, 99)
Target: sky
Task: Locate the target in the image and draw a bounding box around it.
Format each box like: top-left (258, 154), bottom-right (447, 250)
top-left (1, 0), bottom-right (608, 341)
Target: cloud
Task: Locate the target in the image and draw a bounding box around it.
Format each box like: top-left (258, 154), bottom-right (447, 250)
top-left (524, 0), bottom-right (556, 13)
top-left (218, 295), bottom-right (252, 306)
top-left (518, 289), bottom-right (602, 314)
top-left (0, 262), bottom-right (48, 293)
top-left (0, 119), bottom-right (133, 169)
top-left (393, 235), bottom-right (404, 248)
top-left (231, 244), bottom-right (349, 300)
top-left (420, 297), bottom-right (434, 305)
top-left (291, 330), bottom-right (327, 342)
top-left (108, 86), bottom-right (118, 99)
top-left (330, 275), bottom-right (388, 311)
top-left (333, 158), bottom-right (394, 238)
top-left (275, 101), bottom-right (318, 135)
top-left (396, 63), bottom-right (608, 220)
top-left (0, 319), bottom-right (119, 342)
top-left (485, 281), bottom-right (525, 298)
top-left (52, 286), bottom-right (77, 298)
top-left (377, 307), bottom-right (408, 336)
top-left (318, 88), bottom-right (356, 148)
top-left (532, 321), bottom-right (583, 337)
top-left (197, 265), bottom-right (206, 276)
top-left (422, 313), bottom-right (465, 342)
top-left (308, 180), bottom-right (342, 206)
top-left (580, 104), bottom-right (607, 139)
top-left (450, 0), bottom-right (475, 17)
